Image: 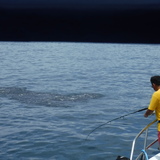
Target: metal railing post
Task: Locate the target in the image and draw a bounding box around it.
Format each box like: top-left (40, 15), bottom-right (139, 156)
top-left (144, 128), bottom-right (148, 151)
top-left (130, 119), bottom-right (157, 160)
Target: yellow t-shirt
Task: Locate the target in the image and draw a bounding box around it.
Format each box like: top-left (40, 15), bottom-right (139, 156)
top-left (148, 89), bottom-right (160, 131)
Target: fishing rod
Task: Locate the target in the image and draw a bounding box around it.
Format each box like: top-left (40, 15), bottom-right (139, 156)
top-left (85, 107), bottom-right (148, 141)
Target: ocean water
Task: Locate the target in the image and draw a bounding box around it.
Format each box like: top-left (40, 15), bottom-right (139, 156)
top-left (0, 42), bottom-right (160, 160)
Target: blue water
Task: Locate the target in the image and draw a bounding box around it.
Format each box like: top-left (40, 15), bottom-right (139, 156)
top-left (0, 42), bottom-right (160, 160)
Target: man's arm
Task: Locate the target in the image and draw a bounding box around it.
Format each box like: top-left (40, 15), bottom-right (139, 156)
top-left (144, 109), bottom-right (154, 117)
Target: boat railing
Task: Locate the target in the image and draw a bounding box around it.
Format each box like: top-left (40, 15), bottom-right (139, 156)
top-left (130, 119), bottom-right (158, 160)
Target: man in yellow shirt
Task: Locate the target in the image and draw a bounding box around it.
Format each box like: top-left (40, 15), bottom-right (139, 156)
top-left (144, 76), bottom-right (160, 148)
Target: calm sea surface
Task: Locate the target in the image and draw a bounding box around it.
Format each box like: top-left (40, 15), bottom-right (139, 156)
top-left (0, 42), bottom-right (160, 160)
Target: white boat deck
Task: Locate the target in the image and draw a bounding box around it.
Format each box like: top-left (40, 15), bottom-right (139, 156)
top-left (149, 153), bottom-right (160, 160)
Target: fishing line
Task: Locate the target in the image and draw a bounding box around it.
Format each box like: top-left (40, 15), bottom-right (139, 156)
top-left (85, 107), bottom-right (148, 141)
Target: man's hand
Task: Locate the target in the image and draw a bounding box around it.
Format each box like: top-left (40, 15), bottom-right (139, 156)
top-left (144, 109), bottom-right (154, 118)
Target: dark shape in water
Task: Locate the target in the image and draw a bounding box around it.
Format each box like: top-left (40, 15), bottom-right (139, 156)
top-left (0, 87), bottom-right (103, 107)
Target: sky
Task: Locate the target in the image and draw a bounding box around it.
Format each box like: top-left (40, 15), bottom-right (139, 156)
top-left (0, 0), bottom-right (160, 43)
top-left (1, 0), bottom-right (160, 9)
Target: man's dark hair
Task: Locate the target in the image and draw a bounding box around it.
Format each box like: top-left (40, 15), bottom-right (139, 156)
top-left (150, 76), bottom-right (160, 85)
